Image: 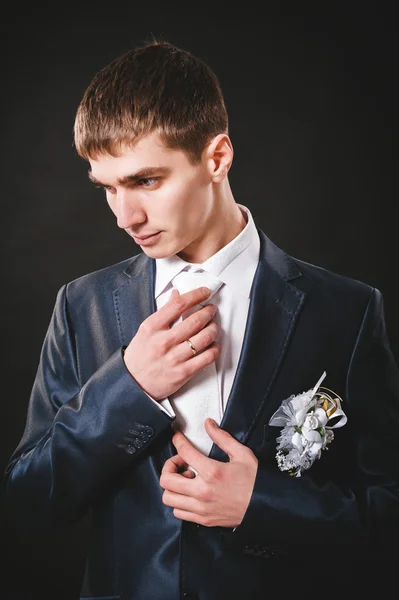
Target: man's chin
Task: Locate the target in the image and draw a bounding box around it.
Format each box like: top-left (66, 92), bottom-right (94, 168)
top-left (138, 245), bottom-right (176, 260)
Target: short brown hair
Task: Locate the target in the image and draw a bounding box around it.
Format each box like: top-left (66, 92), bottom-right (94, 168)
top-left (74, 40), bottom-right (229, 164)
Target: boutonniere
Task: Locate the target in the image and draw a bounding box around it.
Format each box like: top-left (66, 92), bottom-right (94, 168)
top-left (268, 372), bottom-right (347, 477)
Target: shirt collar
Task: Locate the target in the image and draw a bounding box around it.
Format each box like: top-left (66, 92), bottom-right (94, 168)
top-left (154, 204), bottom-right (260, 299)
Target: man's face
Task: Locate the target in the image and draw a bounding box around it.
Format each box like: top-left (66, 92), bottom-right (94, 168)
top-left (88, 132), bottom-right (216, 262)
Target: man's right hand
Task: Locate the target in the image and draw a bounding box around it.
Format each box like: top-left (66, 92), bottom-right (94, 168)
top-left (123, 287), bottom-right (220, 400)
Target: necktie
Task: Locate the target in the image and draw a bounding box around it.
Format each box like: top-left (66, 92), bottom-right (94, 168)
top-left (169, 268), bottom-right (223, 456)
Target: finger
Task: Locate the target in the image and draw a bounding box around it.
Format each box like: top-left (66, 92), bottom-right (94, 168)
top-left (172, 508), bottom-right (205, 525)
top-left (172, 431), bottom-right (217, 475)
top-left (160, 470), bottom-right (195, 495)
top-left (172, 304), bottom-right (218, 345)
top-left (175, 321), bottom-right (219, 361)
top-left (178, 342), bottom-right (221, 382)
top-left (181, 470), bottom-right (196, 479)
top-left (204, 418), bottom-right (243, 459)
top-left (156, 287), bottom-right (211, 329)
top-left (162, 454), bottom-right (189, 475)
top-left (162, 490), bottom-right (204, 514)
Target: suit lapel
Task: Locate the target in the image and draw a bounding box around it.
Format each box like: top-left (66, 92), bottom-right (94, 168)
top-left (113, 253), bottom-right (156, 348)
top-left (210, 230), bottom-right (306, 461)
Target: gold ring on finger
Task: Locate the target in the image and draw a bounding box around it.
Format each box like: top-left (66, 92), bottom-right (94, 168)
top-left (186, 338), bottom-right (197, 356)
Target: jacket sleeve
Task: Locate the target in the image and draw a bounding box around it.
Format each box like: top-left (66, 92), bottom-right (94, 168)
top-left (3, 284), bottom-right (174, 527)
top-left (226, 287), bottom-right (399, 557)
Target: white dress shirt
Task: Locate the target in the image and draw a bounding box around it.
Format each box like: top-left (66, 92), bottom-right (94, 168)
top-left (152, 204), bottom-right (260, 419)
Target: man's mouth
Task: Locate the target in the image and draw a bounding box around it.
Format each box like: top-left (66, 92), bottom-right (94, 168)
top-left (132, 231), bottom-right (161, 245)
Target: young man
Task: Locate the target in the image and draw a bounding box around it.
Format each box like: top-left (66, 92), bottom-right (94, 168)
top-left (4, 40), bottom-right (399, 599)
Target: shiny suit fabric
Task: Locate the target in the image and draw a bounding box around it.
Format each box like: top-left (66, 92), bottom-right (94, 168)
top-left (4, 230), bottom-right (399, 599)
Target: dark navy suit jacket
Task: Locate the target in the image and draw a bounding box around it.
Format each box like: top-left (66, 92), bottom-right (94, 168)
top-left (4, 230), bottom-right (399, 599)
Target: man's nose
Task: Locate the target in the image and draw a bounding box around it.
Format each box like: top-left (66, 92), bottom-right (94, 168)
top-left (115, 190), bottom-right (146, 229)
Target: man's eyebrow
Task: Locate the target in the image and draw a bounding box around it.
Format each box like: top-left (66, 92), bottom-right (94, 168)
top-left (88, 166), bottom-right (171, 186)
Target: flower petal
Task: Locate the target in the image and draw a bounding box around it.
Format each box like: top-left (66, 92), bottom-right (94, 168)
top-left (291, 432), bottom-right (303, 450)
top-left (302, 429), bottom-right (322, 444)
top-left (308, 443), bottom-right (322, 457)
top-left (314, 407), bottom-right (328, 426)
top-left (295, 407), bottom-right (309, 425)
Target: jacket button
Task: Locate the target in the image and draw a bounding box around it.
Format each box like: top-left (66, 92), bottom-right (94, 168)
top-left (132, 438), bottom-right (144, 449)
top-left (116, 443), bottom-right (136, 454)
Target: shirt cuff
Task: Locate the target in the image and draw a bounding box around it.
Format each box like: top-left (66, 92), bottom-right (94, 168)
top-left (146, 394), bottom-right (176, 418)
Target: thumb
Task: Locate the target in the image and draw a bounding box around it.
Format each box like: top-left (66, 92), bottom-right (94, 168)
top-left (204, 418), bottom-right (240, 459)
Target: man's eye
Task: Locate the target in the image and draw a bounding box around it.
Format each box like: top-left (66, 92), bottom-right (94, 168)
top-left (137, 177), bottom-right (158, 187)
top-left (93, 178), bottom-right (158, 192)
top-left (95, 184), bottom-right (116, 194)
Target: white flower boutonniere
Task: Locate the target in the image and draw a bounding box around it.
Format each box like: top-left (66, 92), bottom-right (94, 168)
top-left (269, 372), bottom-right (347, 477)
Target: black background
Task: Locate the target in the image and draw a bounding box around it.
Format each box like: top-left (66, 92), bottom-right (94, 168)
top-left (2, 4), bottom-right (398, 599)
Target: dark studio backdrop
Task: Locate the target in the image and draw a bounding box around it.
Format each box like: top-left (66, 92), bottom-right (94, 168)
top-left (1, 5), bottom-right (398, 599)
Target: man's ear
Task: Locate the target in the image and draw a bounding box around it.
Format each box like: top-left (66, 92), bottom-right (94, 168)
top-left (205, 134), bottom-right (234, 182)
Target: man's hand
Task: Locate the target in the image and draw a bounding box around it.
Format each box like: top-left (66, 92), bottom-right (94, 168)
top-left (123, 287), bottom-right (220, 400)
top-left (159, 418), bottom-right (258, 528)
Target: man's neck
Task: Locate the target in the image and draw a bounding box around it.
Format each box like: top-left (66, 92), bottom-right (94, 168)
top-left (177, 197), bottom-right (247, 264)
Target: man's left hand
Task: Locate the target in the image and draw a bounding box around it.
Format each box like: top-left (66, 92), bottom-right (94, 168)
top-left (160, 418), bottom-right (258, 528)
